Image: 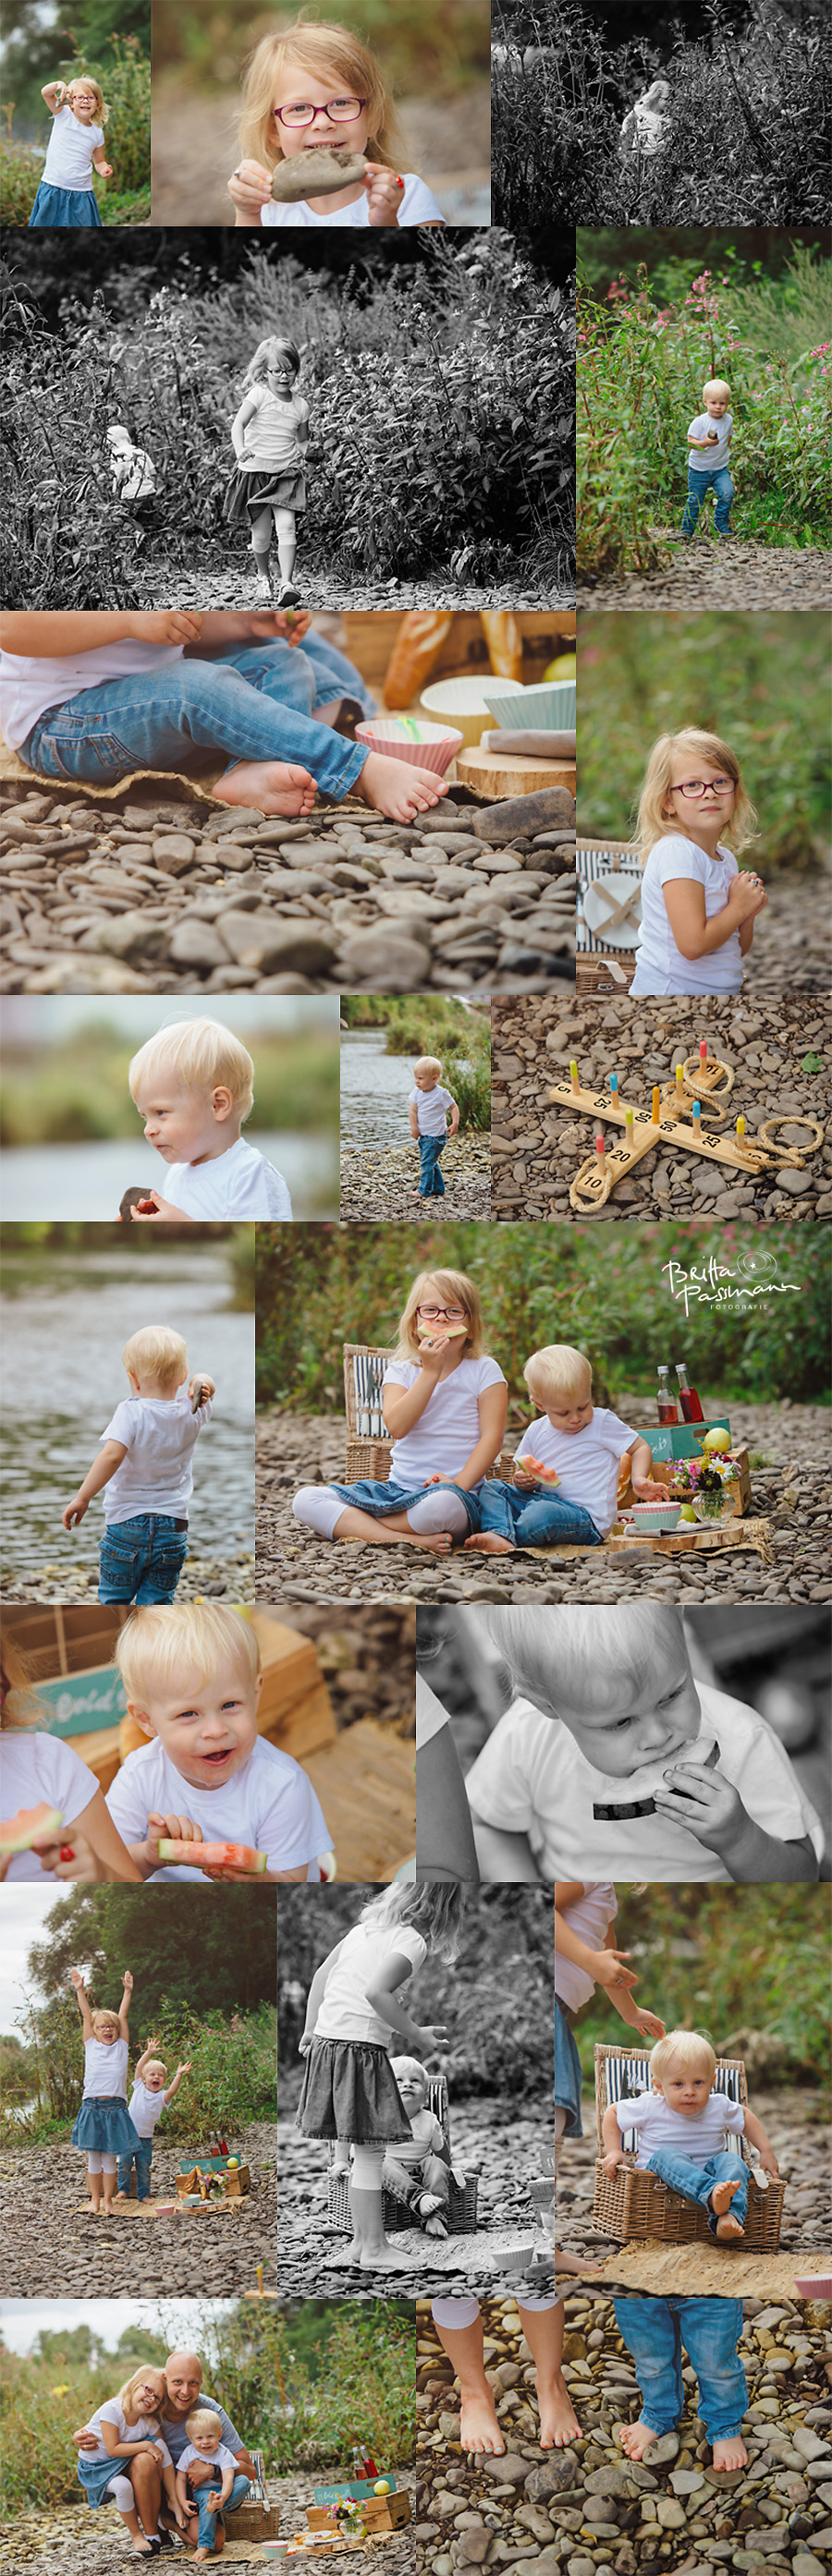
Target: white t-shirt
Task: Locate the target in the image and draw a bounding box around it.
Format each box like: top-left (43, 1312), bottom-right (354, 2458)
top-left (111, 442), bottom-right (158, 500)
top-left (556, 1880), bottom-right (617, 2012)
top-left (128, 2077), bottom-right (168, 2137)
top-left (630, 835), bottom-right (742, 997)
top-left (0, 1731), bottom-right (97, 1881)
top-left (42, 103), bottom-right (104, 189)
top-left (81, 2401), bottom-right (169, 2464)
top-left (0, 641), bottom-right (185, 751)
top-left (688, 411), bottom-right (733, 471)
top-left (620, 101), bottom-right (667, 157)
top-left (263, 175), bottom-right (444, 228)
top-left (464, 1680), bottom-right (823, 1883)
top-left (177, 2441), bottom-right (238, 2481)
top-left (410, 1084), bottom-right (453, 1137)
top-left (515, 1407), bottom-right (637, 1535)
top-left (316, 1922), bottom-right (428, 2047)
top-left (383, 1355), bottom-right (506, 1487)
top-left (83, 2034), bottom-right (128, 2097)
top-left (105, 1734), bottom-right (328, 1881)
top-left (615, 2086), bottom-right (745, 2171)
top-left (159, 1137), bottom-right (292, 1221)
top-left (99, 1388), bottom-right (211, 1522)
top-left (162, 2400), bottom-right (242, 2469)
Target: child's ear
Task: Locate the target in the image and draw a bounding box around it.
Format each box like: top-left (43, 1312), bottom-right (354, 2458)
top-left (253, 1672), bottom-right (263, 1711)
top-left (211, 1085), bottom-right (234, 1124)
top-left (127, 1699), bottom-right (157, 1739)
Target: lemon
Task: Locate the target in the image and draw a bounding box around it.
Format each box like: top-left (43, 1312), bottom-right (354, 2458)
top-left (702, 1428), bottom-right (731, 1454)
top-left (373, 2481), bottom-right (390, 2496)
top-left (543, 653), bottom-right (576, 682)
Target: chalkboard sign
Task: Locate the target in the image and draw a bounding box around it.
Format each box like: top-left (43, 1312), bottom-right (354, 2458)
top-left (38, 1668), bottom-right (128, 1736)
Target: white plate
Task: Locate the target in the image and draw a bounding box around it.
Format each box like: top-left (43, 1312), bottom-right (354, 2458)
top-left (583, 872), bottom-right (642, 947)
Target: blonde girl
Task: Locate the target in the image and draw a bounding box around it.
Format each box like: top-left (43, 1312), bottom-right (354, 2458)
top-left (0, 1627), bottom-right (141, 1885)
top-left (224, 337), bottom-right (308, 606)
top-left (629, 727), bottom-right (766, 996)
top-left (297, 1880), bottom-right (462, 2268)
top-left (292, 1267), bottom-right (508, 1553)
top-left (228, 16), bottom-right (444, 230)
top-left (76, 2364), bottom-right (187, 2556)
top-left (69, 1963), bottom-right (142, 2216)
top-left (30, 77), bottom-right (112, 230)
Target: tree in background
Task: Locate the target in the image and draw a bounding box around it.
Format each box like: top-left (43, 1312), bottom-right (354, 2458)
top-left (1, 0), bottom-right (149, 138)
top-left (28, 1885), bottom-right (277, 2020)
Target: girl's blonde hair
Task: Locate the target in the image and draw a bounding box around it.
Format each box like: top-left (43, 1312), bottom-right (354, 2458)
top-left (357, 1879), bottom-right (465, 1963)
top-left (92, 2009), bottom-right (121, 2039)
top-left (394, 1269), bottom-right (484, 1363)
top-left (67, 75), bottom-right (109, 125)
top-left (651, 2027), bottom-right (716, 2087)
top-left (128, 1020), bottom-right (255, 1116)
top-left (634, 730), bottom-right (759, 859)
top-left (0, 1627), bottom-right (47, 1732)
top-left (239, 15), bottom-right (410, 175)
top-left (115, 2367), bottom-right (166, 2421)
top-left (242, 335), bottom-right (301, 392)
top-left (122, 1327), bottom-right (188, 1392)
top-left (114, 1604), bottom-right (261, 1711)
top-left (524, 1344), bottom-right (592, 1406)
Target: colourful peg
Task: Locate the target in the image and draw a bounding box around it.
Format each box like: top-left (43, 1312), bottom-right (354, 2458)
top-left (594, 1131), bottom-right (607, 1176)
top-left (652, 1087), bottom-right (660, 1125)
top-left (569, 1058), bottom-right (580, 1095)
top-left (699, 1038), bottom-right (708, 1065)
top-left (736, 1115), bottom-right (746, 1142)
top-left (675, 1063), bottom-right (684, 1099)
top-left (692, 1100), bottom-right (702, 1134)
top-left (609, 1073), bottom-right (618, 1099)
top-left (625, 1105), bottom-right (634, 1139)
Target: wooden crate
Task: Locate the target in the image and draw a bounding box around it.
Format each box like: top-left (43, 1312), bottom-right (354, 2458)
top-left (250, 1606), bottom-right (415, 1883)
top-left (246, 1609), bottom-right (336, 1761)
top-left (2, 1607), bottom-right (130, 1791)
top-left (308, 2495), bottom-right (410, 2535)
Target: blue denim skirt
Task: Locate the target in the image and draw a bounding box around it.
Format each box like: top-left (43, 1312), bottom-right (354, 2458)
top-left (72, 2096), bottom-right (142, 2156)
top-left (29, 182), bottom-right (102, 228)
top-left (555, 1999), bottom-right (583, 2137)
top-left (296, 2038), bottom-right (410, 2145)
top-left (78, 2456), bottom-right (121, 2508)
top-left (327, 1476), bottom-right (482, 1533)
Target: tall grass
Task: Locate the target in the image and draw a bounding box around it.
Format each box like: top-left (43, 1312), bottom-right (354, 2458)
top-left (0, 42), bottom-right (151, 227)
top-left (341, 997), bottom-right (491, 1132)
top-left (0, 1995), bottom-right (275, 2147)
top-left (493, 1), bottom-right (831, 230)
top-left (578, 255), bottom-right (832, 572)
top-left (0, 230), bottom-right (574, 609)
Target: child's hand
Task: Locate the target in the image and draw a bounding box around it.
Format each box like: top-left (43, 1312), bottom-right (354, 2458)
top-left (632, 2009), bottom-right (666, 2040)
top-left (177, 2060), bottom-right (191, 2077)
top-left (729, 872), bottom-right (766, 924)
top-left (69, 1966), bottom-right (85, 1989)
top-left (62, 1492), bottom-right (89, 1530)
top-left (299, 2033), bottom-right (314, 2057)
top-left (513, 1467), bottom-right (539, 1490)
top-left (122, 1970), bottom-right (133, 1993)
top-left (144, 1810), bottom-right (203, 1868)
top-left (49, 1831), bottom-right (105, 1883)
top-left (653, 1764), bottom-right (743, 1855)
top-left (129, 1191), bottom-right (190, 1221)
top-left (205, 2491), bottom-right (221, 2512)
top-left (630, 1476), bottom-right (672, 1501)
top-left (189, 1373), bottom-right (215, 1402)
top-left (415, 2023), bottom-right (449, 2053)
top-left (416, 1338), bottom-right (450, 1380)
top-left (97, 160), bottom-right (113, 177)
top-left (760, 2149), bottom-right (779, 2177)
top-left (131, 612), bottom-right (203, 646)
top-left (363, 164), bottom-right (406, 226)
top-left (601, 2147), bottom-right (624, 2178)
top-left (227, 158), bottom-right (274, 218)
top-left (590, 1947), bottom-right (638, 1995)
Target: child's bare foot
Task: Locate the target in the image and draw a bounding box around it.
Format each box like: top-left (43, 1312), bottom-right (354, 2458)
top-left (356, 749), bottom-right (448, 821)
top-left (712, 2434), bottom-right (748, 2472)
top-left (359, 2242), bottom-right (418, 2270)
top-left (463, 1532), bottom-right (515, 1554)
top-left (213, 758), bottom-right (316, 816)
top-left (553, 2244), bottom-right (604, 2277)
top-left (459, 2391), bottom-right (505, 2456)
top-left (617, 2418), bottom-right (659, 2461)
top-left (711, 2179), bottom-right (744, 2238)
top-left (536, 2370), bottom-right (583, 2448)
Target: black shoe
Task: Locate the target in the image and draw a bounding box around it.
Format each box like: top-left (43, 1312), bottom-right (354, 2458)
top-left (155, 2532), bottom-right (176, 2550)
top-left (331, 696), bottom-right (365, 741)
top-left (276, 580), bottom-right (301, 607)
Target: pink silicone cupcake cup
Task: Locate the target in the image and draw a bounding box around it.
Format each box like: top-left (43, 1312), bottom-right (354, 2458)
top-left (355, 719), bottom-right (464, 778)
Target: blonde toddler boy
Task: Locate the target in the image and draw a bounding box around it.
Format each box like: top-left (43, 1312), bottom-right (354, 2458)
top-left (116, 2040), bottom-right (190, 2200)
top-left (601, 2026), bottom-right (778, 2242)
top-left (63, 1325), bottom-right (214, 1606)
top-left (468, 1343), bottom-right (669, 1553)
top-left (680, 378), bottom-right (734, 539)
top-left (409, 1056), bottom-right (459, 1200)
top-left (104, 1602), bottom-right (330, 1883)
top-left (127, 1019), bottom-right (291, 1221)
top-left (176, 2410), bottom-right (249, 2562)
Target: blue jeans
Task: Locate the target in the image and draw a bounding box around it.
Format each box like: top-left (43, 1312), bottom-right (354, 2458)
top-left (478, 1476), bottom-right (603, 1549)
top-left (681, 466), bottom-right (734, 535)
top-left (99, 1513), bottom-right (189, 1604)
top-left (20, 642), bottom-right (370, 798)
top-left (116, 2140), bottom-right (154, 2199)
top-left (646, 2145), bottom-right (748, 2236)
top-left (190, 2471), bottom-right (252, 2550)
top-left (418, 1134), bottom-right (447, 1196)
top-left (612, 2295), bottom-right (747, 2443)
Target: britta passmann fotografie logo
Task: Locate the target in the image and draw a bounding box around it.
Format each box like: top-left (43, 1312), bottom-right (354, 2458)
top-left (662, 1250), bottom-right (800, 1318)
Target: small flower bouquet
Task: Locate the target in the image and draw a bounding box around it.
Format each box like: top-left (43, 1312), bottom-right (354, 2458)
top-left (668, 1452), bottom-right (740, 1525)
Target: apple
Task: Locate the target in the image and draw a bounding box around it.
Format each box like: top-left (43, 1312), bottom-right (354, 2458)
top-left (679, 1504), bottom-right (697, 1524)
top-left (373, 2481), bottom-right (390, 2495)
top-left (226, 2156), bottom-right (239, 2169)
top-left (702, 1428), bottom-right (731, 1455)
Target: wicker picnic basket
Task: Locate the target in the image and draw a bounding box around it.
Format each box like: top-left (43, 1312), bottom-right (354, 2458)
top-left (343, 1343), bottom-right (394, 1482)
top-left (328, 2073), bottom-right (477, 2235)
top-left (592, 2044), bottom-right (785, 2251)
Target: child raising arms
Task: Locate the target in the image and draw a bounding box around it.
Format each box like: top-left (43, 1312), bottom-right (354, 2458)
top-left (228, 19), bottom-right (444, 229)
top-left (29, 77), bottom-right (112, 229)
top-left (630, 728), bottom-right (767, 998)
top-left (296, 1880), bottom-right (459, 2269)
top-left (69, 1964), bottom-right (142, 2217)
top-left (293, 1267), bottom-right (508, 1554)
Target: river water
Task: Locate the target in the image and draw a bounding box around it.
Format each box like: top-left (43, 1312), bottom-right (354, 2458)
top-left (1, 1245), bottom-right (253, 1572)
top-left (0, 1129), bottom-right (337, 1222)
top-left (340, 1030), bottom-right (472, 1152)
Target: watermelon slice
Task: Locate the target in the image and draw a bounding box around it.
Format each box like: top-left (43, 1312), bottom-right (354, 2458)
top-left (0, 1803), bottom-right (64, 1856)
top-left (156, 1838), bottom-right (268, 1873)
top-left (518, 1454), bottom-right (560, 1486)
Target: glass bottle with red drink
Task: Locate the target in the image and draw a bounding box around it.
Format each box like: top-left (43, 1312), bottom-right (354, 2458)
top-left (656, 1367), bottom-right (679, 1426)
top-left (676, 1362), bottom-right (704, 1424)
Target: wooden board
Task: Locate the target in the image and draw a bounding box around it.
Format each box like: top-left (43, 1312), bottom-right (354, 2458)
top-left (303, 1717), bottom-right (414, 1883)
top-left (457, 745), bottom-right (577, 798)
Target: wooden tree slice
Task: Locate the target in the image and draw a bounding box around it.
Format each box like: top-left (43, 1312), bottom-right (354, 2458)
top-left (457, 744), bottom-right (577, 798)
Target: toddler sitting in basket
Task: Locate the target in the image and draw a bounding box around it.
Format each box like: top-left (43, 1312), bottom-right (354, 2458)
top-left (600, 2026), bottom-right (779, 2242)
top-left (381, 2056), bottom-right (470, 2237)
